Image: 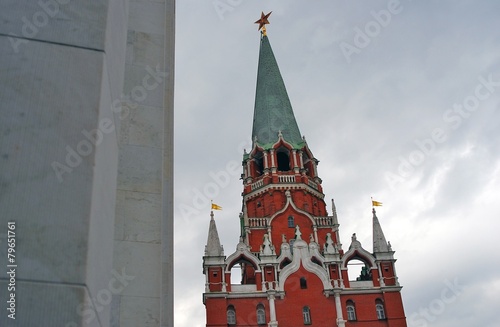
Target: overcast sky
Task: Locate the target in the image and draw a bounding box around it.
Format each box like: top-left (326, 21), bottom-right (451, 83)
top-left (174, 1), bottom-right (500, 326)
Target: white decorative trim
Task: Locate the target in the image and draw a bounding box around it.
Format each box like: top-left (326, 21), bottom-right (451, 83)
top-left (268, 190), bottom-right (316, 226)
top-left (244, 182), bottom-right (325, 200)
top-left (225, 241), bottom-right (262, 272)
top-left (278, 239), bottom-right (332, 291)
top-left (341, 238), bottom-right (376, 269)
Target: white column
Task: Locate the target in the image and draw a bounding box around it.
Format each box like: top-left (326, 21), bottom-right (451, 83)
top-left (312, 159), bottom-right (319, 177)
top-left (292, 150), bottom-right (298, 169)
top-left (204, 267), bottom-right (210, 292)
top-left (270, 149), bottom-right (276, 168)
top-left (268, 293), bottom-right (278, 327)
top-left (338, 264), bottom-right (345, 288)
top-left (247, 161), bottom-right (252, 180)
top-left (222, 268), bottom-right (227, 292)
top-left (392, 261), bottom-right (400, 286)
top-left (335, 292), bottom-right (346, 327)
top-left (377, 262), bottom-right (385, 287)
top-left (262, 269), bottom-right (267, 291)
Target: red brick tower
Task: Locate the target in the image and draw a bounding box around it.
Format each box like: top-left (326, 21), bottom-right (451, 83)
top-left (203, 16), bottom-right (407, 327)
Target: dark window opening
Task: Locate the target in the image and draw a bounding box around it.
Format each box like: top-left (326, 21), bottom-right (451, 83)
top-left (254, 152), bottom-right (264, 176)
top-left (300, 277), bottom-right (307, 289)
top-left (311, 257), bottom-right (322, 267)
top-left (280, 259), bottom-right (291, 269)
top-left (288, 215), bottom-right (295, 228)
top-left (277, 151), bottom-right (290, 171)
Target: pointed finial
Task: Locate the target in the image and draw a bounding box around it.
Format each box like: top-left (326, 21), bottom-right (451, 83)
top-left (255, 11), bottom-right (272, 35)
top-left (331, 198), bottom-right (337, 215)
top-left (295, 225), bottom-right (302, 240)
top-left (325, 233), bottom-right (336, 254)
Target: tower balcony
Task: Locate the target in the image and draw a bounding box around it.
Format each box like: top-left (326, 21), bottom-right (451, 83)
top-left (314, 216), bottom-right (336, 226)
top-left (247, 171), bottom-right (321, 193)
top-left (247, 216), bottom-right (336, 230)
top-left (278, 175), bottom-right (295, 183)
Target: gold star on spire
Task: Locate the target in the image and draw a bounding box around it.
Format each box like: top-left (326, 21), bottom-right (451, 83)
top-left (255, 11), bottom-right (272, 36)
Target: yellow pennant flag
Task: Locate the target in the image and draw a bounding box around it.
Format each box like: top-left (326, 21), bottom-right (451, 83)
top-left (211, 203), bottom-right (222, 210)
top-left (372, 200), bottom-right (383, 207)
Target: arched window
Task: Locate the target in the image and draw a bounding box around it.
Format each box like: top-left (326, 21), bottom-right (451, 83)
top-left (288, 215), bottom-right (295, 228)
top-left (347, 259), bottom-right (372, 282)
top-left (302, 306), bottom-right (311, 324)
top-left (346, 300), bottom-right (356, 321)
top-left (256, 304), bottom-right (266, 325)
top-left (254, 152), bottom-right (264, 176)
top-left (227, 305), bottom-right (236, 325)
top-left (300, 277), bottom-right (307, 289)
top-left (376, 300), bottom-right (386, 320)
top-left (277, 150), bottom-right (290, 171)
top-left (302, 153), bottom-right (315, 178)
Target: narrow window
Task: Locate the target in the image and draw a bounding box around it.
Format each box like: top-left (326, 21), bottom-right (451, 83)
top-left (227, 306), bottom-right (236, 325)
top-left (376, 300), bottom-right (386, 320)
top-left (256, 304), bottom-right (266, 325)
top-left (288, 215), bottom-right (295, 228)
top-left (300, 277), bottom-right (307, 289)
top-left (346, 301), bottom-right (356, 321)
top-left (255, 153), bottom-right (264, 176)
top-left (302, 306), bottom-right (311, 324)
top-left (277, 151), bottom-right (290, 171)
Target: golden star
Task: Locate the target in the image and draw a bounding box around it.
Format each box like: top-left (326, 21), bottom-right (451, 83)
top-left (255, 11), bottom-right (272, 31)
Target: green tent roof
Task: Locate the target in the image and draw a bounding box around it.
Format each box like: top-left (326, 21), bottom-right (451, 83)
top-left (252, 35), bottom-right (304, 150)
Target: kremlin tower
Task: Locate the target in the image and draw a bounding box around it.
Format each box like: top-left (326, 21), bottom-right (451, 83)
top-left (202, 13), bottom-right (407, 327)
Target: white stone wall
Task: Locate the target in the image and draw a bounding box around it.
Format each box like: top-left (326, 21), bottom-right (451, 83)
top-left (0, 0), bottom-right (174, 326)
top-left (112, 0), bottom-right (174, 327)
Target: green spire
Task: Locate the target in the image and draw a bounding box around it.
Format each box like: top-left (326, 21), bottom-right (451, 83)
top-left (252, 35), bottom-right (304, 149)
